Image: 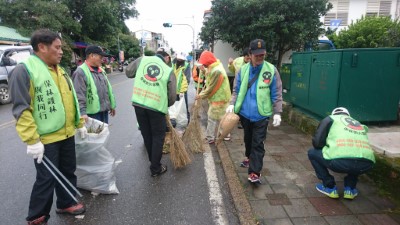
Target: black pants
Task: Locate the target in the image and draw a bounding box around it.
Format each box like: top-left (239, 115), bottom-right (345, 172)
top-left (27, 137), bottom-right (77, 221)
top-left (134, 106), bottom-right (166, 175)
top-left (240, 115), bottom-right (269, 176)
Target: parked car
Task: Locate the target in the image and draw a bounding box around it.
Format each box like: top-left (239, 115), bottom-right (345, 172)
top-left (0, 45), bottom-right (33, 104)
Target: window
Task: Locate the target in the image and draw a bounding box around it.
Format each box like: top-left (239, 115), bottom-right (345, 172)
top-left (324, 0), bottom-right (349, 26)
top-left (366, 0), bottom-right (392, 17)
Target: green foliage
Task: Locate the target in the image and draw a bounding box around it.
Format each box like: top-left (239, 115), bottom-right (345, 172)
top-left (330, 16), bottom-right (400, 48)
top-left (144, 49), bottom-right (155, 56)
top-left (0, 0), bottom-right (140, 64)
top-left (200, 0), bottom-right (332, 67)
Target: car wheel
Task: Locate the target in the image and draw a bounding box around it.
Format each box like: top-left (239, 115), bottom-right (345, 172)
top-left (0, 83), bottom-right (11, 104)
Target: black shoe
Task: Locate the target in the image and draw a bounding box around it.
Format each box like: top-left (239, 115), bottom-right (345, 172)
top-left (151, 165), bottom-right (167, 177)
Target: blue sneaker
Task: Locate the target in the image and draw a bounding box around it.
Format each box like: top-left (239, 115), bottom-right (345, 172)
top-left (343, 186), bottom-right (358, 200)
top-left (315, 183), bottom-right (339, 198)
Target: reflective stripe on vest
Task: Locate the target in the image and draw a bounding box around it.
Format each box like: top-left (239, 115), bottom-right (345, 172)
top-left (131, 56), bottom-right (171, 114)
top-left (206, 61), bottom-right (231, 102)
top-left (322, 115), bottom-right (375, 162)
top-left (234, 61), bottom-right (275, 116)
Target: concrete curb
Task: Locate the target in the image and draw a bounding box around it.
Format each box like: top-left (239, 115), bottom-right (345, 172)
top-left (216, 141), bottom-right (257, 225)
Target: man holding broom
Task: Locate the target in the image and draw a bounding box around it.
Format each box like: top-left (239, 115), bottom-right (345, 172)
top-left (195, 51), bottom-right (231, 144)
top-left (226, 39), bottom-right (283, 183)
top-left (9, 29), bottom-right (86, 225)
top-left (126, 48), bottom-right (176, 177)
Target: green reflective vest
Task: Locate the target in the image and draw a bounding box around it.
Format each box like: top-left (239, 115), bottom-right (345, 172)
top-left (234, 61), bottom-right (275, 116)
top-left (174, 65), bottom-right (184, 94)
top-left (322, 115), bottom-right (375, 162)
top-left (79, 63), bottom-right (116, 114)
top-left (22, 55), bottom-right (80, 135)
top-left (131, 56), bottom-right (171, 114)
top-left (207, 61), bottom-right (231, 103)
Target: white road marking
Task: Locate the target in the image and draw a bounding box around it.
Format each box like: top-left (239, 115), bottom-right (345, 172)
top-left (203, 138), bottom-right (229, 225)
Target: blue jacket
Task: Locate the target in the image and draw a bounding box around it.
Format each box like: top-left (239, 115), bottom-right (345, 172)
top-left (234, 63), bottom-right (281, 122)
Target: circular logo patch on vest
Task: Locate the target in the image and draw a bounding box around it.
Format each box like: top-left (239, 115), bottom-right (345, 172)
top-left (340, 116), bottom-right (364, 131)
top-left (262, 71), bottom-right (272, 84)
top-left (143, 62), bottom-right (164, 82)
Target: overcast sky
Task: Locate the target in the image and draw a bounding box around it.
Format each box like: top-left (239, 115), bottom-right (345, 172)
top-left (125, 0), bottom-right (212, 54)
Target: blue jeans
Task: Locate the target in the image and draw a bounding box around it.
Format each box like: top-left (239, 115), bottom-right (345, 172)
top-left (88, 111), bottom-right (109, 123)
top-left (308, 148), bottom-right (374, 189)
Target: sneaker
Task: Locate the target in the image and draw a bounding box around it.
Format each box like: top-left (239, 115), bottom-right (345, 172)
top-left (315, 183), bottom-right (339, 199)
top-left (56, 203), bottom-right (85, 215)
top-left (343, 186), bottom-right (358, 200)
top-left (152, 165), bottom-right (167, 177)
top-left (27, 216), bottom-right (47, 225)
top-left (248, 173), bottom-right (261, 183)
top-left (240, 158), bottom-right (249, 168)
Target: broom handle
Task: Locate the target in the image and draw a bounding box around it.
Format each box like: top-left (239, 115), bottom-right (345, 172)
top-left (194, 70), bottom-right (202, 106)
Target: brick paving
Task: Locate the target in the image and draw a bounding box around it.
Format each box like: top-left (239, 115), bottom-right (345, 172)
top-left (222, 121), bottom-right (400, 225)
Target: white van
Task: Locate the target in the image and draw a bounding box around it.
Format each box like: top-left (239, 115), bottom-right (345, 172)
top-left (0, 45), bottom-right (33, 104)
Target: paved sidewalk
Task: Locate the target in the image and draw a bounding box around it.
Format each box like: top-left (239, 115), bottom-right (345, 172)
top-left (220, 121), bottom-right (400, 225)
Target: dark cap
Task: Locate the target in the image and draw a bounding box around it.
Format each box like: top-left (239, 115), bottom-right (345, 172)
top-left (249, 39), bottom-right (266, 55)
top-left (85, 45), bottom-right (110, 57)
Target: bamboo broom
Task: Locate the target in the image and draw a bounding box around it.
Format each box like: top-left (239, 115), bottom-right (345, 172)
top-left (182, 73), bottom-right (205, 153)
top-left (166, 115), bottom-right (191, 169)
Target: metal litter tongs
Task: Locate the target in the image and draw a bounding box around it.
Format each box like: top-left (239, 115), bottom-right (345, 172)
top-left (42, 155), bottom-right (83, 203)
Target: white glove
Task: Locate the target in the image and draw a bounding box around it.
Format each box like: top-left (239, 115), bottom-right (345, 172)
top-left (179, 93), bottom-right (184, 99)
top-left (77, 126), bottom-right (87, 139)
top-left (226, 105), bottom-right (234, 113)
top-left (272, 114), bottom-right (281, 127)
top-left (27, 141), bottom-right (44, 164)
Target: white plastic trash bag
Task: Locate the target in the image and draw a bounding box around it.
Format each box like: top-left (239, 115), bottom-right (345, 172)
top-left (168, 97), bottom-right (188, 129)
top-left (75, 118), bottom-right (119, 194)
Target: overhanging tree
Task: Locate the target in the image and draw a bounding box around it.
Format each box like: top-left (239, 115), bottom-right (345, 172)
top-left (0, 0), bottom-right (140, 67)
top-left (200, 0), bottom-right (332, 68)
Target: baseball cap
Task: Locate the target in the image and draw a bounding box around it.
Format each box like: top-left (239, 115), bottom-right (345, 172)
top-left (249, 39), bottom-right (266, 55)
top-left (157, 47), bottom-right (171, 57)
top-left (85, 45), bottom-right (110, 57)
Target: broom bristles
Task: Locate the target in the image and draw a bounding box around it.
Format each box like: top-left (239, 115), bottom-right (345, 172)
top-left (166, 115), bottom-right (191, 169)
top-left (182, 100), bottom-right (205, 153)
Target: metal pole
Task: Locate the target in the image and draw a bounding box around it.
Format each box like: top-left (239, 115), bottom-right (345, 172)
top-left (42, 160), bottom-right (80, 203)
top-left (43, 156), bottom-right (83, 197)
top-left (170, 23), bottom-right (195, 82)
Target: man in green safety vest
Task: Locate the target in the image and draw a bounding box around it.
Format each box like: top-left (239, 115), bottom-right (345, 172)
top-left (72, 45), bottom-right (116, 123)
top-left (9, 29), bottom-right (86, 225)
top-left (226, 39), bottom-right (283, 184)
top-left (308, 107), bottom-right (375, 200)
top-left (125, 47), bottom-right (176, 177)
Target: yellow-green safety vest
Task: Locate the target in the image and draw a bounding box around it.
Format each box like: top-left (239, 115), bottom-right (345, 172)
top-left (234, 61), bottom-right (275, 116)
top-left (323, 115), bottom-right (375, 162)
top-left (22, 55), bottom-right (80, 135)
top-left (79, 63), bottom-right (116, 114)
top-left (131, 56), bottom-right (172, 114)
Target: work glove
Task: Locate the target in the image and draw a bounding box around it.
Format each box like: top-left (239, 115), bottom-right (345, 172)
top-left (27, 141), bottom-right (44, 164)
top-left (226, 105), bottom-right (234, 113)
top-left (179, 93), bottom-right (184, 99)
top-left (77, 126), bottom-right (87, 139)
top-left (272, 114), bottom-right (281, 127)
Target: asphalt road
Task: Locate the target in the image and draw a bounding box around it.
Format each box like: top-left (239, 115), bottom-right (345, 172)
top-left (0, 70), bottom-right (239, 225)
